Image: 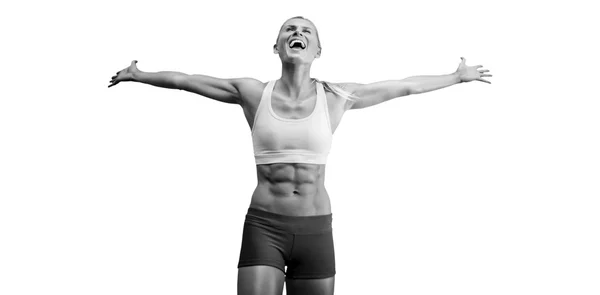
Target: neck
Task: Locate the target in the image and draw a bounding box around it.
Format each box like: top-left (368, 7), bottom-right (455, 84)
top-left (279, 61), bottom-right (314, 100)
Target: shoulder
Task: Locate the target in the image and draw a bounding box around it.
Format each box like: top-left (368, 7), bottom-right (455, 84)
top-left (328, 82), bottom-right (363, 93)
top-left (229, 77), bottom-right (266, 91)
top-left (315, 82), bottom-right (348, 113)
top-left (229, 78), bottom-right (268, 108)
top-left (320, 81), bottom-right (363, 110)
top-left (321, 81), bottom-right (364, 101)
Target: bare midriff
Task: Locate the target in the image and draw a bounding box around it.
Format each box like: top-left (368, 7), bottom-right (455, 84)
top-left (250, 162), bottom-right (331, 216)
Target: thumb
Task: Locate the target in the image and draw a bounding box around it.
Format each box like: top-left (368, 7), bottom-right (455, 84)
top-left (130, 60), bottom-right (139, 70)
top-left (460, 57), bottom-right (466, 64)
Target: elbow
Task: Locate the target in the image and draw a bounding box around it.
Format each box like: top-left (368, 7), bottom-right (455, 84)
top-left (407, 87), bottom-right (422, 95)
top-left (170, 73), bottom-right (188, 89)
top-left (406, 82), bottom-right (422, 95)
top-left (394, 81), bottom-right (419, 96)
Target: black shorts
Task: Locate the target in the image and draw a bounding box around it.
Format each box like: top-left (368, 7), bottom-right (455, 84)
top-left (237, 207), bottom-right (335, 279)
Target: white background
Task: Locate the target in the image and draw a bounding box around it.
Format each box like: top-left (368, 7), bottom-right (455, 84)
top-left (1, 0), bottom-right (599, 294)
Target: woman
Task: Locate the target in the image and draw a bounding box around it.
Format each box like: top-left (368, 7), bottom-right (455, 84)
top-left (109, 16), bottom-right (491, 295)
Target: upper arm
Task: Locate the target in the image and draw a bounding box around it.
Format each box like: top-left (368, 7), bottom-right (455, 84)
top-left (340, 80), bottom-right (414, 109)
top-left (174, 75), bottom-right (258, 105)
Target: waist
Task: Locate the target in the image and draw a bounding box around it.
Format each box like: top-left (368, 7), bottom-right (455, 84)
top-left (250, 184), bottom-right (331, 216)
top-left (244, 207), bottom-right (332, 234)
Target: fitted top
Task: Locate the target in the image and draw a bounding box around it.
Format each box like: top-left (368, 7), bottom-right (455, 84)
top-left (251, 80), bottom-right (333, 165)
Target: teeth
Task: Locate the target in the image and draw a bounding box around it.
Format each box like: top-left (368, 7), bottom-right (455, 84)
top-left (289, 40), bottom-right (306, 49)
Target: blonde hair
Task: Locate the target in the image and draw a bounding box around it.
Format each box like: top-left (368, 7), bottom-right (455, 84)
top-left (277, 16), bottom-right (359, 103)
top-left (313, 79), bottom-right (359, 103)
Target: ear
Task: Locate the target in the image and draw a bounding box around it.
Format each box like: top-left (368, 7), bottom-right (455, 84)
top-left (273, 44), bottom-right (279, 54)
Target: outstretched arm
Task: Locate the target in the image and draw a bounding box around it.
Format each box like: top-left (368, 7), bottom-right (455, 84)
top-left (108, 60), bottom-right (255, 104)
top-left (343, 57), bottom-right (492, 109)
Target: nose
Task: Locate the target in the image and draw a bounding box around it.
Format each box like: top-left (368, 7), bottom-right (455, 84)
top-left (293, 30), bottom-right (303, 37)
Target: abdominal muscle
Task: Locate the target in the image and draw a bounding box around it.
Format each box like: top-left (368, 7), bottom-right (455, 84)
top-left (250, 162), bottom-right (331, 216)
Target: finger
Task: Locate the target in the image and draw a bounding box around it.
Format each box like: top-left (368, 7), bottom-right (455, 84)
top-left (479, 69), bottom-right (489, 73)
top-left (475, 65), bottom-right (483, 69)
top-left (460, 57), bottom-right (466, 64)
top-left (108, 81), bottom-right (119, 88)
top-left (481, 74), bottom-right (493, 77)
top-left (476, 78), bottom-right (491, 84)
top-left (131, 60), bottom-right (138, 66)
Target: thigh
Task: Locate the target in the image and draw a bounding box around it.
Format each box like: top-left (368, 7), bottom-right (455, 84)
top-left (286, 276), bottom-right (335, 295)
top-left (238, 265), bottom-right (285, 295)
top-left (286, 230), bottom-right (336, 279)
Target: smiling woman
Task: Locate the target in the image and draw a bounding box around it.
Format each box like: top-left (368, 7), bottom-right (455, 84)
top-left (108, 16), bottom-right (492, 295)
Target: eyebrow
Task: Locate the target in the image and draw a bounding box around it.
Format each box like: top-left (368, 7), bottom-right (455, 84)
top-left (285, 25), bottom-right (313, 31)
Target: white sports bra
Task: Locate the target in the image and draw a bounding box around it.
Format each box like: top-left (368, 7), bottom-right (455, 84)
top-left (251, 80), bottom-right (333, 165)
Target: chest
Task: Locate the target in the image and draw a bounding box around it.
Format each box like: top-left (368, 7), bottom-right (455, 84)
top-left (242, 87), bottom-right (348, 134)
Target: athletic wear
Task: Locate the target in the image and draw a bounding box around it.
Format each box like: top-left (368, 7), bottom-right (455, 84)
top-left (237, 207), bottom-right (336, 279)
top-left (251, 80), bottom-right (333, 165)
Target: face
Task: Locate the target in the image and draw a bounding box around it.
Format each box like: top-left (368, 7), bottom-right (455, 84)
top-left (274, 18), bottom-right (321, 64)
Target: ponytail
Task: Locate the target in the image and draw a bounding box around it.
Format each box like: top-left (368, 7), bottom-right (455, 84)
top-left (312, 78), bottom-right (359, 103)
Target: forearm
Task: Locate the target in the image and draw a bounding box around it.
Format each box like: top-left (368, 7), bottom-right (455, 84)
top-left (132, 71), bottom-right (187, 89)
top-left (403, 72), bottom-right (461, 95)
top-left (346, 58), bottom-right (489, 109)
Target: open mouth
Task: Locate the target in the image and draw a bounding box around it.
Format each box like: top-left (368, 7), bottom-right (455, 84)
top-left (288, 39), bottom-right (306, 49)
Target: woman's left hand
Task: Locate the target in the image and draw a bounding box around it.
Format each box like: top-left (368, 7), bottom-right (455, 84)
top-left (456, 57), bottom-right (492, 84)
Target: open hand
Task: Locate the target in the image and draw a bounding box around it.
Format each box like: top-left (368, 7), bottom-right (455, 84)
top-left (108, 60), bottom-right (139, 88)
top-left (456, 57), bottom-right (492, 84)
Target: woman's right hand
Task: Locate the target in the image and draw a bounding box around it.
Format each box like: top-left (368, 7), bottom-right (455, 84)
top-left (108, 60), bottom-right (140, 88)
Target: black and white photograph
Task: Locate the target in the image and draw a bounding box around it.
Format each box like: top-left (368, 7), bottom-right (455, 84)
top-left (1, 1), bottom-right (598, 294)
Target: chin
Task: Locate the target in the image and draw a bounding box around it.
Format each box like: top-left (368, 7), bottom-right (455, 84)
top-left (282, 52), bottom-right (313, 63)
top-left (283, 58), bottom-right (313, 65)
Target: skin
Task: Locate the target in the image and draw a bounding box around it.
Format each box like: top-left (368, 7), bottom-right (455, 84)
top-left (109, 17), bottom-right (492, 295)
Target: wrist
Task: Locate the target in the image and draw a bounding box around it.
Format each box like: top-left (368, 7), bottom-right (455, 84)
top-left (130, 70), bottom-right (142, 82)
top-left (452, 71), bottom-right (463, 84)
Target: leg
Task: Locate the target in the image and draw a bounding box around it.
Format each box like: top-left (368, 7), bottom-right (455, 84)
top-left (285, 218), bottom-right (336, 295)
top-left (238, 265), bottom-right (285, 295)
top-left (237, 209), bottom-right (292, 295)
top-left (286, 276), bottom-right (335, 295)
